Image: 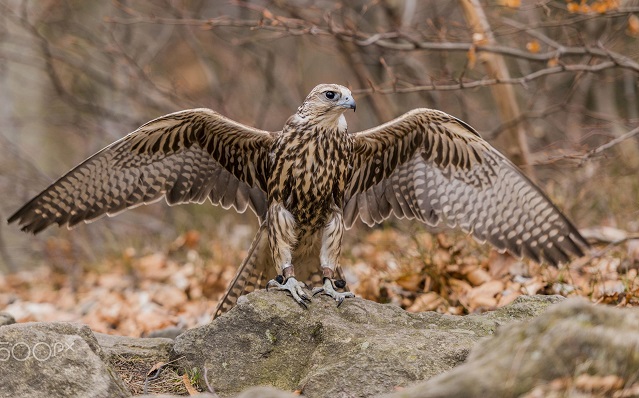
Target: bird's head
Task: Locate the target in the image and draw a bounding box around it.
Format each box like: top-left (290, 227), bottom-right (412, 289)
top-left (293, 84), bottom-right (356, 130)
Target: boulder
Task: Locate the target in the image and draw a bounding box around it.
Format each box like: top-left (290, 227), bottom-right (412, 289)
top-left (147, 326), bottom-right (186, 339)
top-left (96, 333), bottom-right (174, 363)
top-left (172, 291), bottom-right (563, 397)
top-left (0, 312), bottom-right (15, 326)
top-left (388, 298), bottom-right (639, 397)
top-left (0, 322), bottom-right (130, 398)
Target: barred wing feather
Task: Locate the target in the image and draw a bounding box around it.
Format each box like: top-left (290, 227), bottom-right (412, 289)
top-left (8, 109), bottom-right (275, 233)
top-left (345, 109), bottom-right (588, 265)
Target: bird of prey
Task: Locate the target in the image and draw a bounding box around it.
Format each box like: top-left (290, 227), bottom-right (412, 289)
top-left (8, 83), bottom-right (589, 317)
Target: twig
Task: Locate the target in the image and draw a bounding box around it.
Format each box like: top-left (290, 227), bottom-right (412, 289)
top-left (581, 125), bottom-right (639, 163)
top-left (182, 374), bottom-right (199, 395)
top-left (103, 14), bottom-right (639, 73)
top-left (0, 3), bottom-right (138, 122)
top-left (203, 367), bottom-right (220, 397)
top-left (586, 233), bottom-right (639, 262)
top-left (351, 62), bottom-right (622, 95)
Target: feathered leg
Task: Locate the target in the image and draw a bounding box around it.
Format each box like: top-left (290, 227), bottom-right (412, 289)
top-left (265, 203), bottom-right (310, 307)
top-left (312, 210), bottom-right (354, 305)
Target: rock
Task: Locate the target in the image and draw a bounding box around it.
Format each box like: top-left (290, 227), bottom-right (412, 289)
top-left (0, 322), bottom-right (130, 398)
top-left (172, 290), bottom-right (563, 398)
top-left (95, 333), bottom-right (174, 362)
top-left (387, 298), bottom-right (639, 398)
top-left (0, 311), bottom-right (15, 326)
top-left (146, 326), bottom-right (186, 339)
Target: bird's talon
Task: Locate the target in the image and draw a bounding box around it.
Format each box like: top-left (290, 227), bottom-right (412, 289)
top-left (267, 276), bottom-right (311, 309)
top-left (314, 278), bottom-right (354, 306)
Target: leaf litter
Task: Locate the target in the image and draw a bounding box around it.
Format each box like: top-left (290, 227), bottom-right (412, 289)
top-left (1, 226), bottom-right (638, 337)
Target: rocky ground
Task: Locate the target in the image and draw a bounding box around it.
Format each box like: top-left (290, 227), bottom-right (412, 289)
top-left (2, 227), bottom-right (639, 397)
top-left (1, 293), bottom-right (638, 397)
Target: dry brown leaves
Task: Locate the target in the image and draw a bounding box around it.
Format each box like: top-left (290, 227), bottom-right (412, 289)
top-left (522, 374), bottom-right (639, 398)
top-left (0, 230), bottom-right (242, 336)
top-left (1, 226), bottom-right (638, 336)
top-left (343, 226), bottom-right (639, 315)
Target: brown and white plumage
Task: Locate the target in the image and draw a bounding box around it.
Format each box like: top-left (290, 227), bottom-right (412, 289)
top-left (8, 83), bottom-right (589, 317)
top-left (345, 109), bottom-right (586, 264)
top-left (8, 109), bottom-right (273, 232)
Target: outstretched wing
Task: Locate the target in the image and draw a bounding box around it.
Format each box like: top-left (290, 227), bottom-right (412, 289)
top-left (9, 108), bottom-right (276, 234)
top-left (345, 108), bottom-right (588, 265)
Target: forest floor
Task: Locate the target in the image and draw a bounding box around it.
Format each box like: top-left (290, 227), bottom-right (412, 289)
top-left (1, 226), bottom-right (638, 337)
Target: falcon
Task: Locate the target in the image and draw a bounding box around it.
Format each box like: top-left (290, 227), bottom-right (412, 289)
top-left (8, 84), bottom-right (589, 317)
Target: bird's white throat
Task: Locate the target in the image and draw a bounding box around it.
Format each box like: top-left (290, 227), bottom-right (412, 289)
top-left (337, 114), bottom-right (347, 132)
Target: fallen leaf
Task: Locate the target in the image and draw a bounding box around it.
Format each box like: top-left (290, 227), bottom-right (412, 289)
top-left (152, 285), bottom-right (189, 310)
top-left (465, 267), bottom-right (492, 286)
top-left (182, 373), bottom-right (198, 395)
top-left (262, 9), bottom-right (274, 20)
top-left (575, 374), bottom-right (623, 392)
top-left (599, 280), bottom-right (625, 296)
top-left (497, 291), bottom-right (521, 307)
top-left (467, 280), bottom-right (504, 309)
top-left (407, 292), bottom-right (445, 312)
top-left (523, 279), bottom-right (545, 295)
top-left (146, 362), bottom-right (166, 378)
top-left (137, 253), bottom-right (169, 280)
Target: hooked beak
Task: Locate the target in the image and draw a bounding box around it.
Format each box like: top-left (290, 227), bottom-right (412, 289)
top-left (339, 96), bottom-right (356, 112)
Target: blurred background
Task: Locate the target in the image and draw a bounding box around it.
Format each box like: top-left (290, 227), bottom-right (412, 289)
top-left (0, 0), bottom-right (638, 333)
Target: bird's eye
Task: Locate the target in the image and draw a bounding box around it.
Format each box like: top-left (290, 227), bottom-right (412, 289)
top-left (324, 91), bottom-right (337, 100)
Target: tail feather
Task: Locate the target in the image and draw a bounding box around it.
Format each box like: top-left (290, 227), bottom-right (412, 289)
top-left (213, 224), bottom-right (275, 318)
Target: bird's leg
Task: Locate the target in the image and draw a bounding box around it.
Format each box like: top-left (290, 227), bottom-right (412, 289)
top-left (312, 268), bottom-right (355, 306)
top-left (311, 211), bottom-right (355, 306)
top-left (265, 203), bottom-right (310, 308)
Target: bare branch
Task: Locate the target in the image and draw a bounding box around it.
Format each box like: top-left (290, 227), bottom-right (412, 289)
top-left (103, 14), bottom-right (639, 74)
top-left (582, 125), bottom-right (639, 163)
top-left (351, 61), bottom-right (622, 95)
